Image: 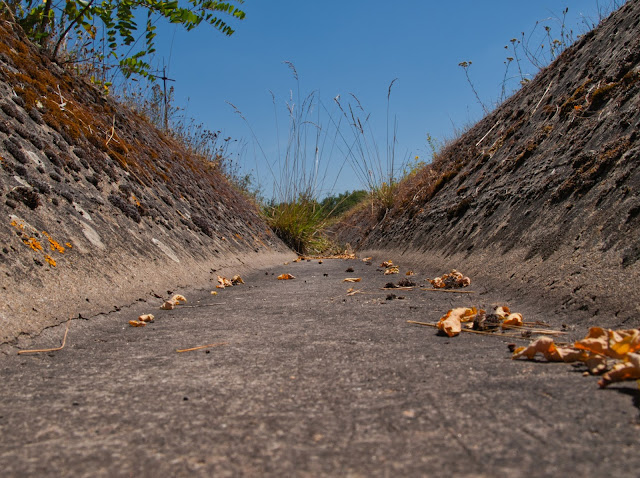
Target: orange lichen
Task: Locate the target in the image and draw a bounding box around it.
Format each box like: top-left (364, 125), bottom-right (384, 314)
top-left (23, 237), bottom-right (43, 251)
top-left (42, 231), bottom-right (65, 253)
top-left (44, 254), bottom-right (57, 267)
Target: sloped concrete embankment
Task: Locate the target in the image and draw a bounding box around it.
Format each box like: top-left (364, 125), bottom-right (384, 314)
top-left (0, 21), bottom-right (293, 343)
top-left (336, 1), bottom-right (640, 329)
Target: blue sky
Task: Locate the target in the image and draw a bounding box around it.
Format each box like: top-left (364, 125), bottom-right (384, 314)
top-left (145, 0), bottom-right (618, 199)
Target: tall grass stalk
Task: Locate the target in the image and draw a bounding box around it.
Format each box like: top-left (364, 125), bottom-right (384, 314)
top-left (332, 79), bottom-right (410, 216)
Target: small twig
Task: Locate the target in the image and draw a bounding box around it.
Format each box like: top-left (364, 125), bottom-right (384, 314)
top-left (176, 342), bottom-right (228, 353)
top-left (17, 319), bottom-right (71, 355)
top-left (420, 288), bottom-right (476, 294)
top-left (380, 286), bottom-right (414, 291)
top-left (180, 303), bottom-right (226, 309)
top-left (501, 324), bottom-right (566, 336)
top-left (407, 320), bottom-right (522, 338)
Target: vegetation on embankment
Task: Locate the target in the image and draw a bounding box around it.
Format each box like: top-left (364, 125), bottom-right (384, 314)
top-left (0, 19), bottom-right (291, 343)
top-left (334, 0), bottom-right (640, 329)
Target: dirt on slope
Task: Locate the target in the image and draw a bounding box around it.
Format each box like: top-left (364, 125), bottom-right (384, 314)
top-left (335, 1), bottom-right (640, 330)
top-left (0, 20), bottom-right (293, 343)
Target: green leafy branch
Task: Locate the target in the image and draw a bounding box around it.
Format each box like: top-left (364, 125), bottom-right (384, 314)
top-left (6, 0), bottom-right (246, 79)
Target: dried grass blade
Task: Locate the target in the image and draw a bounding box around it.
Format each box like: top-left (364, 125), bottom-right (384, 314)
top-left (176, 342), bottom-right (228, 353)
top-left (17, 319), bottom-right (71, 355)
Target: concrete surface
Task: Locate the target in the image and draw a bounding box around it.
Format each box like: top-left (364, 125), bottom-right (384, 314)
top-left (1, 255), bottom-right (638, 477)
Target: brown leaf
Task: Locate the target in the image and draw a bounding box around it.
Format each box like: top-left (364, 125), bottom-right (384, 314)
top-left (217, 275), bottom-right (233, 288)
top-left (129, 320), bottom-right (146, 327)
top-left (512, 336), bottom-right (589, 363)
top-left (380, 260), bottom-right (393, 268)
top-left (501, 312), bottom-right (523, 328)
top-left (161, 294), bottom-right (187, 310)
top-left (231, 275), bottom-right (244, 285)
top-left (343, 278), bottom-right (361, 282)
top-left (599, 353), bottom-right (640, 388)
top-left (277, 273), bottom-right (296, 280)
top-left (574, 327), bottom-right (640, 360)
top-left (138, 314), bottom-right (155, 323)
top-left (384, 266), bottom-right (400, 275)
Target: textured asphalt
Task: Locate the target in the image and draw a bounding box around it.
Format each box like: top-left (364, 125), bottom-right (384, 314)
top-left (1, 256), bottom-right (638, 477)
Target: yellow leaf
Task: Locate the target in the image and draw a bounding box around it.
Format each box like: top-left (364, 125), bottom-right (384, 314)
top-left (384, 266), bottom-right (400, 275)
top-left (278, 273), bottom-right (295, 280)
top-left (380, 260), bottom-right (393, 268)
top-left (608, 329), bottom-right (640, 357)
top-left (129, 320), bottom-right (146, 327)
top-left (574, 327), bottom-right (640, 360)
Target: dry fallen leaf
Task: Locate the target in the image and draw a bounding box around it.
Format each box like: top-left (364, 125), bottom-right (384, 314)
top-left (380, 260), bottom-right (393, 268)
top-left (599, 353), bottom-right (640, 388)
top-left (362, 257), bottom-right (372, 262)
top-left (437, 307), bottom-right (479, 337)
top-left (129, 320), bottom-right (146, 327)
top-left (343, 278), bottom-right (361, 283)
top-left (217, 275), bottom-right (233, 288)
top-left (232, 275), bottom-right (244, 285)
top-left (138, 314), bottom-right (155, 323)
top-left (502, 313), bottom-right (523, 328)
top-left (512, 336), bottom-right (588, 362)
top-left (406, 270), bottom-right (415, 276)
top-left (161, 294), bottom-right (187, 310)
top-left (278, 273), bottom-right (295, 280)
top-left (574, 327), bottom-right (640, 360)
top-left (384, 266), bottom-right (400, 275)
top-left (211, 291), bottom-right (218, 295)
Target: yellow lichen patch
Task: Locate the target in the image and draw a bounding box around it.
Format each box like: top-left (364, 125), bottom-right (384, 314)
top-left (23, 237), bottom-right (43, 252)
top-left (44, 254), bottom-right (57, 267)
top-left (10, 220), bottom-right (25, 230)
top-left (42, 231), bottom-right (65, 253)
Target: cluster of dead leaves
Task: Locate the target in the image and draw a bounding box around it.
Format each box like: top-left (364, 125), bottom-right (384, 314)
top-left (129, 294), bottom-right (188, 326)
top-left (430, 269), bottom-right (471, 289)
top-left (379, 260), bottom-right (400, 275)
top-left (513, 327), bottom-right (640, 388)
top-left (436, 306), bottom-right (523, 337)
top-left (216, 275), bottom-right (244, 289)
